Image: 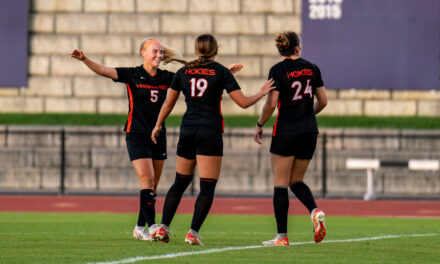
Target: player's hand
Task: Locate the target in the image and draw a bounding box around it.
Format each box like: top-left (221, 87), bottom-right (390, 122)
top-left (227, 64), bottom-right (243, 74)
top-left (69, 49), bottom-right (85, 61)
top-left (253, 126), bottom-right (263, 144)
top-left (151, 125), bottom-right (162, 144)
top-left (260, 79), bottom-right (276, 95)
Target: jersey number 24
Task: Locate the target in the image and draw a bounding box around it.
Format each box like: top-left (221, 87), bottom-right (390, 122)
top-left (291, 79), bottom-right (313, 101)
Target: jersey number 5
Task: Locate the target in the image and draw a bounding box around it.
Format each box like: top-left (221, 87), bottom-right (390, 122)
top-left (150, 90), bottom-right (158, 103)
top-left (190, 78), bottom-right (208, 97)
top-left (291, 79), bottom-right (313, 101)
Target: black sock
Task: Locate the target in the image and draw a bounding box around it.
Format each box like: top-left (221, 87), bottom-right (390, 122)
top-left (161, 173), bottom-right (194, 227)
top-left (290, 181), bottom-right (317, 213)
top-left (273, 186), bottom-right (289, 234)
top-left (140, 189), bottom-right (156, 227)
top-left (136, 210), bottom-right (146, 227)
top-left (190, 178), bottom-right (217, 232)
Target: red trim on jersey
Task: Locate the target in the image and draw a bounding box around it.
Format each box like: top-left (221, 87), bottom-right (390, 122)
top-left (219, 97), bottom-right (224, 132)
top-left (126, 84), bottom-right (134, 133)
top-left (272, 99), bottom-right (281, 137)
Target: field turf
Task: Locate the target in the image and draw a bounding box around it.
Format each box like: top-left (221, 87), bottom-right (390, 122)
top-left (0, 212), bottom-right (438, 264)
top-left (1, 113), bottom-right (440, 129)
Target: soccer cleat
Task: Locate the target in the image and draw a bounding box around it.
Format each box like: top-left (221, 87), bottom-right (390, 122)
top-left (155, 225), bottom-right (171, 243)
top-left (148, 224), bottom-right (159, 241)
top-left (184, 232), bottom-right (204, 246)
top-left (311, 208), bottom-right (327, 243)
top-left (133, 226), bottom-right (150, 241)
top-left (262, 235), bottom-right (289, 246)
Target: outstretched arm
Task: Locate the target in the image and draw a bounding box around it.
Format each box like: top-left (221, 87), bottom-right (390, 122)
top-left (227, 64), bottom-right (243, 74)
top-left (151, 89), bottom-right (180, 144)
top-left (70, 49), bottom-right (118, 80)
top-left (253, 91), bottom-right (279, 144)
top-left (228, 79), bottom-right (276, 109)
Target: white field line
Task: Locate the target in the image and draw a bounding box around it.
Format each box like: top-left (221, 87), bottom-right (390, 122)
top-left (85, 233), bottom-right (438, 264)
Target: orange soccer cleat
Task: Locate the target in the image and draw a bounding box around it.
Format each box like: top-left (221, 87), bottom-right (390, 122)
top-left (262, 235), bottom-right (290, 246)
top-left (185, 231), bottom-right (204, 246)
top-left (155, 225), bottom-right (171, 243)
top-left (311, 208), bottom-right (327, 243)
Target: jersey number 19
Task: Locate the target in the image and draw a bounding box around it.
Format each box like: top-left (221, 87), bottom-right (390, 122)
top-left (190, 78), bottom-right (208, 97)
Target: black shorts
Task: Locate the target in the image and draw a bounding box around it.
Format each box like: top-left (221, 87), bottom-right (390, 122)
top-left (270, 133), bottom-right (318, 159)
top-left (126, 131), bottom-right (167, 161)
top-left (176, 125), bottom-right (223, 159)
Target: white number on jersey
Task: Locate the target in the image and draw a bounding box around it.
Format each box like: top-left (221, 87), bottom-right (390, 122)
top-left (150, 90), bottom-right (158, 103)
top-left (190, 78), bottom-right (208, 97)
top-left (291, 79), bottom-right (313, 101)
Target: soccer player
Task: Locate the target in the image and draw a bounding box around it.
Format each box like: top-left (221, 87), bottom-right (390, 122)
top-left (253, 31), bottom-right (328, 246)
top-left (70, 39), bottom-right (182, 241)
top-left (151, 34), bottom-right (276, 245)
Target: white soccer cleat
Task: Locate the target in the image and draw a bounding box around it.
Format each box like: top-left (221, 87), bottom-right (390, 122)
top-left (133, 226), bottom-right (150, 241)
top-left (262, 234), bottom-right (290, 246)
top-left (311, 208), bottom-right (327, 243)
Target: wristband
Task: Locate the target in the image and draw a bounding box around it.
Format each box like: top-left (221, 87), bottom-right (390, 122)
top-left (257, 122), bottom-right (263, 128)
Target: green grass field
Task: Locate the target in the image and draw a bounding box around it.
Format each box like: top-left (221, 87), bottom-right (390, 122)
top-left (1, 113), bottom-right (440, 129)
top-left (0, 212), bottom-right (438, 264)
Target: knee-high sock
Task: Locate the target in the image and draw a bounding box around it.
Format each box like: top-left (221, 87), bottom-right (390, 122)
top-left (136, 209), bottom-right (146, 227)
top-left (290, 181), bottom-right (317, 213)
top-left (161, 173), bottom-right (194, 227)
top-left (273, 186), bottom-right (289, 234)
top-left (190, 178), bottom-right (218, 232)
top-left (140, 189), bottom-right (156, 227)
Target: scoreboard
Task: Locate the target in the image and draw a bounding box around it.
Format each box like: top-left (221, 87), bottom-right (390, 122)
top-left (301, 0), bottom-right (440, 90)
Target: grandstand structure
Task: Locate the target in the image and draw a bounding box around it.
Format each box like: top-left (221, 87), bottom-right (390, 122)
top-left (0, 0), bottom-right (438, 116)
top-left (0, 0), bottom-right (439, 198)
top-left (1, 126), bottom-right (439, 198)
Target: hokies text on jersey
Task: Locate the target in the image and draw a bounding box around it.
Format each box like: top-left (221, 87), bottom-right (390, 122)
top-left (287, 69), bottom-right (313, 78)
top-left (185, 68), bottom-right (216, 76)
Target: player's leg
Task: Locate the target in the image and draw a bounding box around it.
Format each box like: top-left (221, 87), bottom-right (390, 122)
top-left (262, 153), bottom-right (292, 246)
top-left (139, 159), bottom-right (163, 240)
top-left (145, 130), bottom-right (167, 240)
top-left (289, 133), bottom-right (319, 213)
top-left (289, 158), bottom-right (316, 212)
top-left (152, 160), bottom-right (164, 194)
top-left (185, 126), bottom-right (223, 245)
top-left (132, 158), bottom-right (157, 241)
top-left (289, 160), bottom-right (326, 243)
top-left (288, 133), bottom-right (326, 243)
top-left (151, 132), bottom-right (167, 194)
top-left (156, 156), bottom-right (196, 243)
top-left (157, 126), bottom-right (197, 243)
top-left (162, 156), bottom-right (196, 227)
top-left (185, 155), bottom-right (222, 245)
top-left (126, 132), bottom-right (158, 241)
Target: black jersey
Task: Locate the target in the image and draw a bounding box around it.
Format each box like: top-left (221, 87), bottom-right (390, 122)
top-left (114, 65), bottom-right (174, 133)
top-left (170, 61), bottom-right (240, 131)
top-left (269, 58), bottom-right (324, 136)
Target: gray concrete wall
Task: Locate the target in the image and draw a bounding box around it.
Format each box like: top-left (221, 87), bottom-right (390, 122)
top-left (0, 0), bottom-right (439, 116)
top-left (0, 126), bottom-right (439, 198)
